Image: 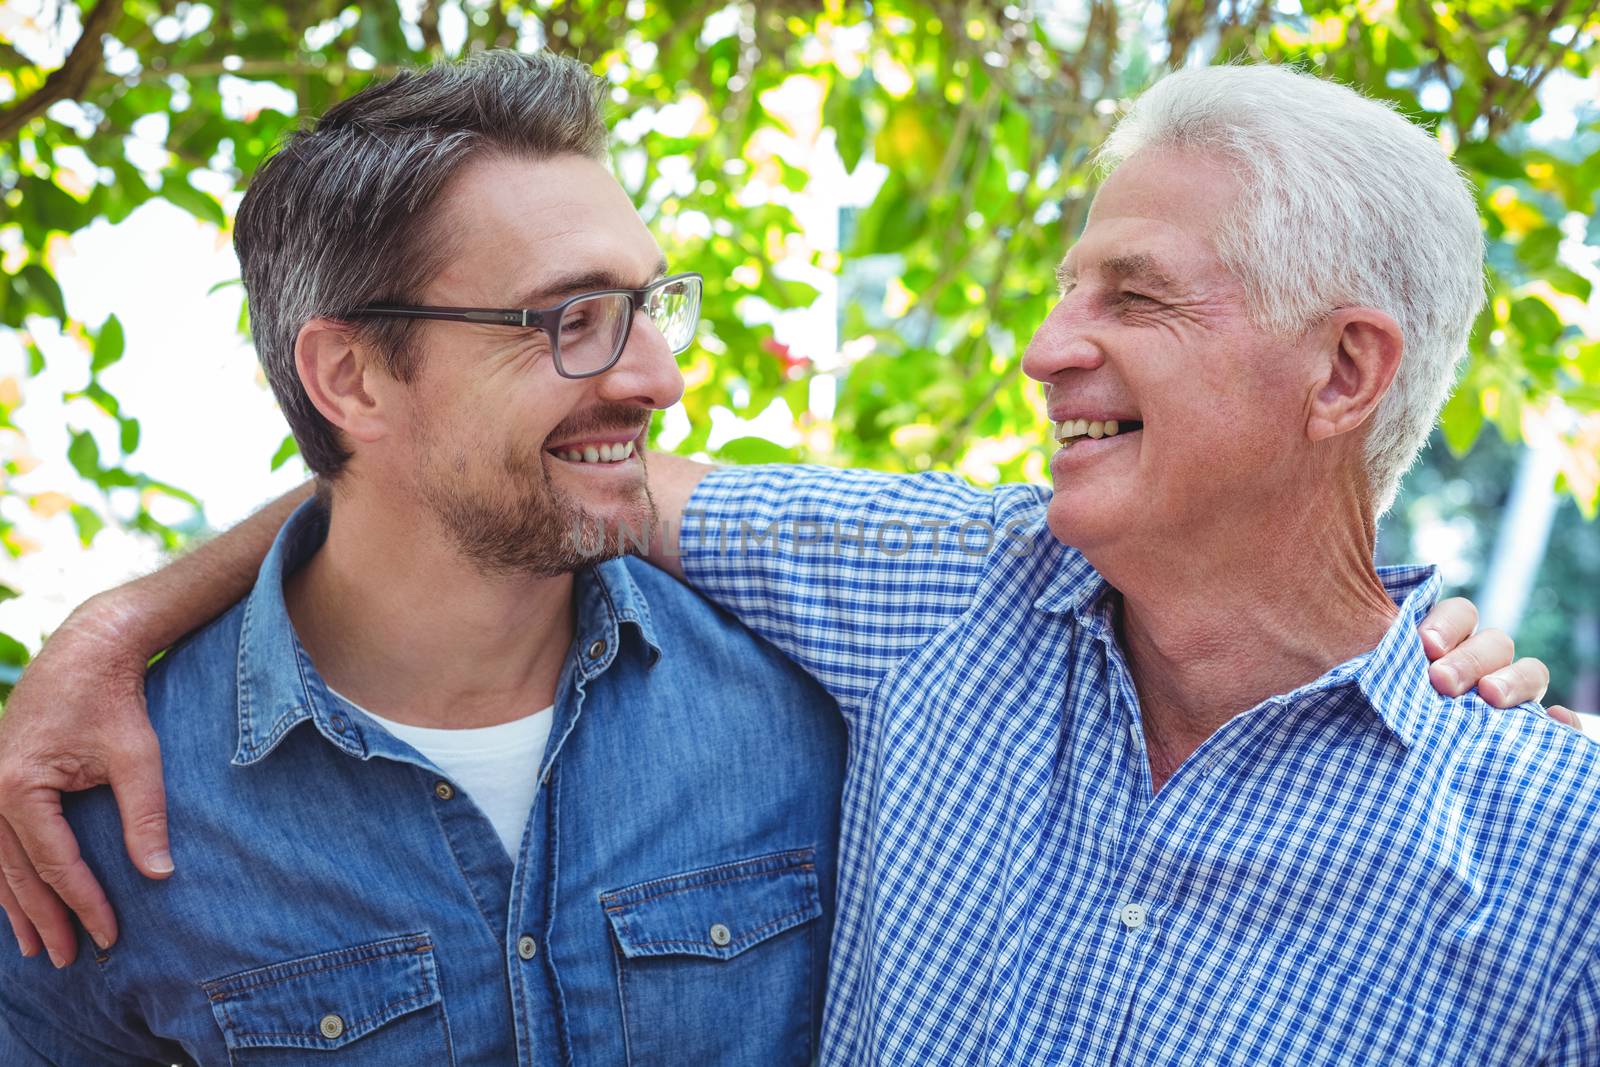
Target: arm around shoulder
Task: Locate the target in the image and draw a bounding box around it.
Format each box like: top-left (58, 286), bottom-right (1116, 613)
top-left (0, 482), bottom-right (311, 968)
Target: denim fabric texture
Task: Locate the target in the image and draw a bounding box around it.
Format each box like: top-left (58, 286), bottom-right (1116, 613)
top-left (0, 499), bottom-right (846, 1066)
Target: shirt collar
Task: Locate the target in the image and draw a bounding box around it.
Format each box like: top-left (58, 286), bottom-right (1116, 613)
top-left (1033, 547), bottom-right (1444, 750)
top-left (233, 500), bottom-right (664, 767)
top-left (571, 556), bottom-right (664, 680)
top-left (1346, 564), bottom-right (1443, 750)
top-left (232, 500), bottom-right (356, 766)
top-left (1031, 546), bottom-right (1106, 617)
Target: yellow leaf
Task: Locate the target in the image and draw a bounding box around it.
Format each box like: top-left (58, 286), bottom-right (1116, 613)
top-left (27, 491), bottom-right (72, 518)
top-left (890, 423), bottom-right (939, 453)
top-left (3, 529), bottom-right (41, 556)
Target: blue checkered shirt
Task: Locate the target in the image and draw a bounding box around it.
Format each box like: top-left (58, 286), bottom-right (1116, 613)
top-left (680, 464), bottom-right (1600, 1065)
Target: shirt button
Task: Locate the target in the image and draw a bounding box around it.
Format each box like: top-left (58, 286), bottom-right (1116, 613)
top-left (1119, 902), bottom-right (1147, 930)
top-left (517, 935), bottom-right (538, 960)
top-left (319, 1013), bottom-right (345, 1039)
top-left (709, 923), bottom-right (732, 947)
top-left (434, 781), bottom-right (455, 801)
top-left (587, 638), bottom-right (607, 659)
top-left (328, 715), bottom-right (346, 732)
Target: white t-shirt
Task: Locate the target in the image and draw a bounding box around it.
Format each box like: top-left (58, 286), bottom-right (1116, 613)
top-left (331, 689), bottom-right (554, 859)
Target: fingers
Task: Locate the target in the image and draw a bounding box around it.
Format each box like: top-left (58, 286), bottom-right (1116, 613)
top-left (1478, 657), bottom-right (1552, 709)
top-left (1427, 627), bottom-right (1514, 698)
top-left (0, 815), bottom-right (79, 968)
top-left (1546, 705), bottom-right (1583, 730)
top-left (109, 730), bottom-right (173, 881)
top-left (1, 789), bottom-right (117, 963)
top-left (0, 843), bottom-right (42, 959)
top-left (1419, 597), bottom-right (1479, 660)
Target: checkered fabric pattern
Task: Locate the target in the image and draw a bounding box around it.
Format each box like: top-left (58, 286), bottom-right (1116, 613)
top-left (681, 464), bottom-right (1600, 1066)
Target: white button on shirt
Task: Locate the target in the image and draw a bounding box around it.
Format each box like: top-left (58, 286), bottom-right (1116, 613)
top-left (1119, 903), bottom-right (1147, 930)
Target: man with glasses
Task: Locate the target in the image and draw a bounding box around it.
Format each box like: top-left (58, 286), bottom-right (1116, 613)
top-left (0, 51), bottom-right (845, 1064)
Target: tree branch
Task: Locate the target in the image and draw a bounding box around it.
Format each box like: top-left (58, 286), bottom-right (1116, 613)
top-left (0, 0), bottom-right (123, 143)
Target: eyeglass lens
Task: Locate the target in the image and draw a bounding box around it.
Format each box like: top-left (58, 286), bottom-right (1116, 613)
top-left (554, 276), bottom-right (702, 375)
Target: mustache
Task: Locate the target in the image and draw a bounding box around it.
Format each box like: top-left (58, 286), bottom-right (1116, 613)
top-left (546, 404), bottom-right (653, 444)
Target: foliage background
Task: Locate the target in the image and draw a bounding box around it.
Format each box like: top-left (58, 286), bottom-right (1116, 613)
top-left (2, 0), bottom-right (1598, 704)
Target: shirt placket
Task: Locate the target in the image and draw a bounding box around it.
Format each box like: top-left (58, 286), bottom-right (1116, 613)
top-left (507, 624), bottom-right (617, 1065)
top-left (1100, 697), bottom-right (1288, 1065)
top-left (1044, 636), bottom-right (1156, 1061)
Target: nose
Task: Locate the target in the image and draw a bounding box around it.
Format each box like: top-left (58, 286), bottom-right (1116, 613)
top-left (598, 308), bottom-right (686, 410)
top-left (1021, 294), bottom-right (1105, 385)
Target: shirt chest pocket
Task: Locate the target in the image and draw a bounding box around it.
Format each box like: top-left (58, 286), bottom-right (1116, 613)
top-left (200, 933), bottom-right (454, 1066)
top-left (602, 848), bottom-right (824, 1067)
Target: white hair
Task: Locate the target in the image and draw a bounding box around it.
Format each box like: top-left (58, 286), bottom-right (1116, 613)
top-left (1098, 63), bottom-right (1486, 514)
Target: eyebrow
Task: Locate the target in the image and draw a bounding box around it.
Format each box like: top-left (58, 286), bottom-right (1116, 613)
top-left (511, 258), bottom-right (669, 308)
top-left (1056, 252), bottom-right (1185, 296)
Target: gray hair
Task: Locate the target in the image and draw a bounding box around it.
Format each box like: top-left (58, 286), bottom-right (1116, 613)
top-left (234, 49), bottom-right (609, 477)
top-left (1099, 63), bottom-right (1486, 513)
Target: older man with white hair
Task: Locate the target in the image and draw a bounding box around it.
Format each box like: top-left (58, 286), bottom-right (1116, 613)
top-left (656, 63), bottom-right (1600, 1062)
top-left (0, 61), bottom-right (1585, 1064)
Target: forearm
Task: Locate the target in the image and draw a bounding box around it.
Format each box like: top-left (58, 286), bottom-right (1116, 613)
top-left (84, 482), bottom-right (314, 652)
top-left (645, 452), bottom-right (715, 580)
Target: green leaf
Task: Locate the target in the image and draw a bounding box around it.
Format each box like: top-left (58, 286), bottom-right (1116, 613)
top-left (161, 175), bottom-right (227, 228)
top-left (0, 632), bottom-right (30, 668)
top-left (120, 417), bottom-right (141, 455)
top-left (69, 505), bottom-right (105, 547)
top-left (827, 83), bottom-right (868, 172)
top-left (16, 264), bottom-right (67, 321)
top-left (713, 436), bottom-right (800, 464)
top-left (92, 314), bottom-right (125, 373)
top-left (1546, 267), bottom-right (1594, 302)
top-left (270, 434), bottom-right (300, 471)
top-left (1439, 381), bottom-right (1484, 454)
top-left (1510, 296), bottom-right (1562, 345)
top-left (1455, 140), bottom-right (1525, 180)
top-left (67, 430), bottom-right (101, 480)
top-left (1515, 226), bottom-right (1562, 271)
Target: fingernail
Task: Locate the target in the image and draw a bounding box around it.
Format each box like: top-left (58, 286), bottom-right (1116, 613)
top-left (19, 943), bottom-right (37, 958)
top-left (1421, 627), bottom-right (1442, 650)
top-left (92, 932), bottom-right (111, 951)
top-left (146, 850), bottom-right (174, 874)
top-left (1436, 666), bottom-right (1461, 692)
top-left (48, 949), bottom-right (65, 969)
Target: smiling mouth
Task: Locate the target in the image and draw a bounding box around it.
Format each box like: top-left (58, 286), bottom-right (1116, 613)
top-left (1052, 419), bottom-right (1143, 448)
top-left (548, 440), bottom-right (637, 465)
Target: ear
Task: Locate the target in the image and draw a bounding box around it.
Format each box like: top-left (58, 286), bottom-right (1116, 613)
top-left (1305, 308), bottom-right (1404, 444)
top-left (293, 318), bottom-right (391, 446)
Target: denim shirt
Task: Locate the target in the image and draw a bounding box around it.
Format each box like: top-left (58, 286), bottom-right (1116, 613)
top-left (0, 501), bottom-right (846, 1066)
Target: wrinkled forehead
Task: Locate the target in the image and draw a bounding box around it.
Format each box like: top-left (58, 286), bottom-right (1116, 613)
top-left (1058, 151), bottom-right (1243, 292)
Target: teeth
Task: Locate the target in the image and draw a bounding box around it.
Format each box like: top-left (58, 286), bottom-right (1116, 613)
top-left (1051, 418), bottom-right (1128, 444)
top-left (555, 441), bottom-right (637, 464)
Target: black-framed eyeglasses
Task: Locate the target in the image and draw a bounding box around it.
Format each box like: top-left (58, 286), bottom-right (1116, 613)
top-left (349, 272), bottom-right (703, 379)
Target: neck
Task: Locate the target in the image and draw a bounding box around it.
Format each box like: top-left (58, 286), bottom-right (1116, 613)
top-left (284, 492), bottom-right (576, 729)
top-left (1095, 484), bottom-right (1397, 791)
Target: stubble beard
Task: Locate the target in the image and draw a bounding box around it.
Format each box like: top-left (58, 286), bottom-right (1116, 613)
top-left (415, 432), bottom-right (657, 579)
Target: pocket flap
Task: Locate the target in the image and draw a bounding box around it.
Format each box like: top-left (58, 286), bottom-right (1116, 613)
top-left (200, 933), bottom-right (441, 1051)
top-left (602, 848), bottom-right (821, 961)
